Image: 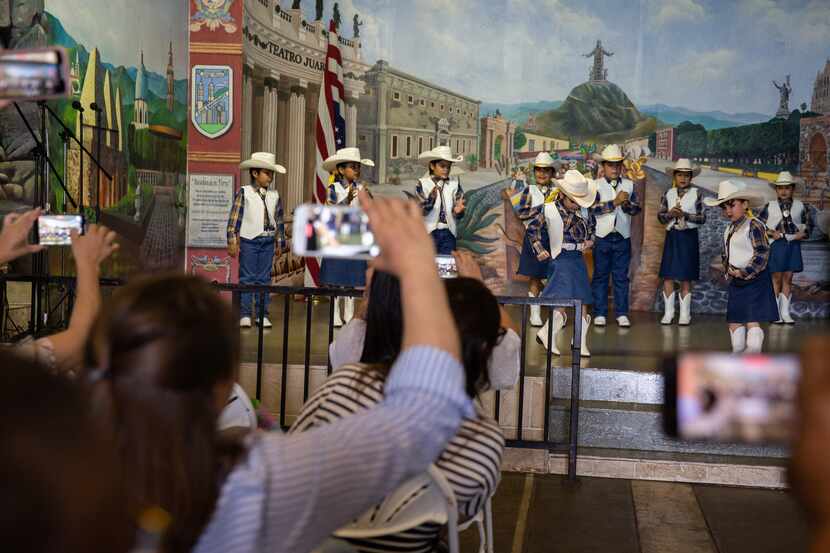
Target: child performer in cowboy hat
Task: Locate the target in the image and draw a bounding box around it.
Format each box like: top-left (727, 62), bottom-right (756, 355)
top-left (589, 144), bottom-right (642, 328)
top-left (502, 152), bottom-right (560, 327)
top-left (415, 145), bottom-right (466, 255)
top-left (704, 180), bottom-right (778, 353)
top-left (658, 159), bottom-right (706, 325)
top-left (527, 169), bottom-right (597, 356)
top-left (227, 152), bottom-right (288, 328)
top-left (757, 171), bottom-right (812, 324)
top-left (319, 147), bottom-right (375, 327)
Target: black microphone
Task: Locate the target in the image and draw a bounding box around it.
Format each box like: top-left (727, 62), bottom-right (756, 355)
top-left (71, 100), bottom-right (85, 112)
top-left (89, 102), bottom-right (102, 113)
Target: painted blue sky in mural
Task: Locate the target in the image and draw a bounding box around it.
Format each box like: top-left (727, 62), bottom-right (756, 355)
top-left (46, 0), bottom-right (189, 74)
top-left (298, 0), bottom-right (829, 115)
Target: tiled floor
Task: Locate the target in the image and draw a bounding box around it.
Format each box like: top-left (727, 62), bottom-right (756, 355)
top-left (460, 473), bottom-right (809, 553)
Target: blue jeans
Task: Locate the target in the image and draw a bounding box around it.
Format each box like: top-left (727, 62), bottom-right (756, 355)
top-left (431, 229), bottom-right (457, 255)
top-left (591, 233), bottom-right (631, 317)
top-left (239, 235), bottom-right (275, 318)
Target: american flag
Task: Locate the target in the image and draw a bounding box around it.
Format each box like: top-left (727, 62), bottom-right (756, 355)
top-left (306, 20), bottom-right (346, 286)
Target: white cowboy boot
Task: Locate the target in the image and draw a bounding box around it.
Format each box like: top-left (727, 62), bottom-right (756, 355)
top-left (332, 297), bottom-right (344, 327)
top-left (660, 292), bottom-right (676, 325)
top-left (536, 310), bottom-right (566, 355)
top-left (578, 315), bottom-right (591, 357)
top-left (780, 294), bottom-right (795, 324)
top-left (529, 292), bottom-right (544, 327)
top-left (678, 293), bottom-right (692, 326)
top-left (730, 326), bottom-right (747, 353)
top-left (774, 294), bottom-right (784, 324)
top-left (343, 296), bottom-right (355, 324)
top-left (746, 327), bottom-right (764, 353)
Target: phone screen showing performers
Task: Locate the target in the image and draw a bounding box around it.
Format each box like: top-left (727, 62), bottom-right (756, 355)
top-left (435, 255), bottom-right (458, 279)
top-left (0, 47), bottom-right (69, 101)
top-left (293, 204), bottom-right (378, 259)
top-left (36, 214), bottom-right (83, 246)
top-left (663, 352), bottom-right (799, 444)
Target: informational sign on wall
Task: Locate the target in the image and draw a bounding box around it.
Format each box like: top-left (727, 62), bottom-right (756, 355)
top-left (187, 173), bottom-right (234, 248)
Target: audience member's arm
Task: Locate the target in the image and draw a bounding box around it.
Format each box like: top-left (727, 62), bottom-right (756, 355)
top-left (46, 225), bottom-right (118, 373)
top-left (0, 208), bottom-right (43, 264)
top-left (193, 194), bottom-right (468, 553)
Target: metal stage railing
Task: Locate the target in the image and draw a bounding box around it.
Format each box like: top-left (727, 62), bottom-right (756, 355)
top-left (1, 275), bottom-right (584, 480)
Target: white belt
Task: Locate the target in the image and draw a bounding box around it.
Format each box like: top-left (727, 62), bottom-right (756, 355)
top-left (561, 242), bottom-right (586, 252)
top-left (784, 233), bottom-right (798, 242)
top-left (258, 230), bottom-right (276, 237)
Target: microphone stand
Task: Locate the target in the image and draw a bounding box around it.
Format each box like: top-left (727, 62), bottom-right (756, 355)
top-left (12, 102), bottom-right (77, 210)
top-left (40, 102), bottom-right (115, 211)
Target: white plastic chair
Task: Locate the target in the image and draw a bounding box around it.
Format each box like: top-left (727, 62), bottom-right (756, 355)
top-left (458, 496), bottom-right (494, 553)
top-left (333, 465), bottom-right (494, 553)
top-left (217, 383), bottom-right (258, 431)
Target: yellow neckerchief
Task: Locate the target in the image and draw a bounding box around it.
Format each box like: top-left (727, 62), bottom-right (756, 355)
top-left (545, 188), bottom-right (559, 203)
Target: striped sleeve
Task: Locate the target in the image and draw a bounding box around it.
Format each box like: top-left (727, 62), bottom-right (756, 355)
top-left (437, 413), bottom-right (504, 519)
top-left (193, 346), bottom-right (473, 553)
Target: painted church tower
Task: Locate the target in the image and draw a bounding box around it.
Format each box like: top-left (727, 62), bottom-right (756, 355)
top-left (70, 49), bottom-right (81, 96)
top-left (166, 41), bottom-right (175, 112)
top-left (134, 50), bottom-right (149, 129)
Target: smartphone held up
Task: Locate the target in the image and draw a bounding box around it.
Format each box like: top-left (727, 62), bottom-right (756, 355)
top-left (293, 204), bottom-right (378, 260)
top-left (36, 214), bottom-right (83, 246)
top-left (663, 352), bottom-right (799, 445)
top-left (0, 47), bottom-right (70, 102)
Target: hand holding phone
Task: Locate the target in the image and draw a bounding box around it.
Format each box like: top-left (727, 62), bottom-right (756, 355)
top-left (0, 208), bottom-right (43, 263)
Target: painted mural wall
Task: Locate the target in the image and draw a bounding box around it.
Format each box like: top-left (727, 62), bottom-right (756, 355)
top-left (0, 0), bottom-right (190, 277)
top-left (248, 0), bottom-right (829, 317)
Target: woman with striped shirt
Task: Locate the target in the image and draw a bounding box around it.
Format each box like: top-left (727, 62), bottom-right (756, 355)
top-left (83, 194), bottom-right (476, 553)
top-left (291, 273), bottom-right (505, 553)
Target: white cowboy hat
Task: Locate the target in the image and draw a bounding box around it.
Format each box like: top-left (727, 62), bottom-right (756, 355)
top-left (531, 152), bottom-right (557, 169)
top-left (419, 145), bottom-right (463, 165)
top-left (322, 147), bottom-right (375, 173)
top-left (239, 152), bottom-right (287, 174)
top-left (592, 144), bottom-right (625, 163)
top-left (556, 169), bottom-right (598, 208)
top-left (772, 171), bottom-right (796, 186)
top-left (703, 179), bottom-right (766, 208)
top-left (666, 158), bottom-right (701, 178)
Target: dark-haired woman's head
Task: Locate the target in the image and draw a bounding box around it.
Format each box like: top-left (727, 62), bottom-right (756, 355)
top-left (361, 272), bottom-right (501, 397)
top-left (86, 274), bottom-right (242, 553)
top-left (0, 350), bottom-right (133, 553)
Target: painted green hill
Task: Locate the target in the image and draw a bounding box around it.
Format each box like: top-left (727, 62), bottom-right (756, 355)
top-left (534, 81), bottom-right (662, 142)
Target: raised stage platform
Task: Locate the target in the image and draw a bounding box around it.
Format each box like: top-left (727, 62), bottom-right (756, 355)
top-left (236, 298), bottom-right (827, 488)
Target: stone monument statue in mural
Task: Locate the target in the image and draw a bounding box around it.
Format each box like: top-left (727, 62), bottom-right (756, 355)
top-left (353, 14), bottom-right (362, 38)
top-left (773, 75), bottom-right (792, 118)
top-left (584, 39), bottom-right (613, 83)
top-left (315, 0), bottom-right (324, 21)
top-left (332, 2), bottom-right (341, 32)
